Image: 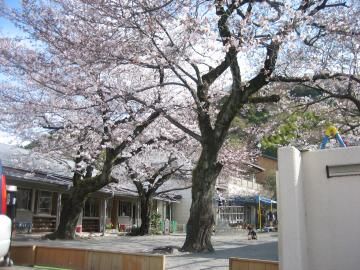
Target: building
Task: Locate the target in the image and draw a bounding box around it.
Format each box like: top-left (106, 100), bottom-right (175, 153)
top-left (173, 163), bottom-right (276, 231)
top-left (1, 143), bottom-right (276, 234)
top-left (0, 143), bottom-right (179, 234)
top-left (255, 154), bottom-right (278, 184)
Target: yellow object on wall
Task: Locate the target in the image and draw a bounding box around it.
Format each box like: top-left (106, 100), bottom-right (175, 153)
top-left (325, 126), bottom-right (338, 137)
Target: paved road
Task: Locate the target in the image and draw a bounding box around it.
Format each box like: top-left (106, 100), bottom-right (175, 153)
top-left (10, 232), bottom-right (278, 270)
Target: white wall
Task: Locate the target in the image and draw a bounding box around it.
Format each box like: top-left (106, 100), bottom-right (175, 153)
top-left (172, 189), bottom-right (192, 225)
top-left (277, 147), bottom-right (307, 270)
top-left (278, 146), bottom-right (360, 270)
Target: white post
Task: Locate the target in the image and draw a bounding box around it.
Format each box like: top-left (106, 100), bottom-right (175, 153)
top-left (100, 199), bottom-right (107, 235)
top-left (169, 203), bottom-right (172, 222)
top-left (131, 201), bottom-right (134, 222)
top-left (56, 193), bottom-right (62, 229)
top-left (137, 200), bottom-right (140, 227)
top-left (31, 189), bottom-right (36, 212)
top-left (278, 147), bottom-right (308, 270)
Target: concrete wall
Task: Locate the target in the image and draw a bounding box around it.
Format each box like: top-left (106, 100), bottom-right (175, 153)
top-left (278, 146), bottom-right (360, 270)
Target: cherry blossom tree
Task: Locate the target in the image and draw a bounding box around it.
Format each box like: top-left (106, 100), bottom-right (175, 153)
top-left (270, 7), bottom-right (360, 144)
top-left (0, 0), bottom-right (198, 239)
top-left (0, 2), bottom-right (170, 239)
top-left (108, 0), bottom-right (354, 252)
top-left (288, 76), bottom-right (360, 136)
top-left (0, 47), bottom-right (162, 239)
top-left (112, 131), bottom-right (193, 235)
top-left (1, 0), bottom-right (358, 251)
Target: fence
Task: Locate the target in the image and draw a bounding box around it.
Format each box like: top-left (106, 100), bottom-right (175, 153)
top-left (10, 245), bottom-right (165, 270)
top-left (229, 258), bottom-right (279, 270)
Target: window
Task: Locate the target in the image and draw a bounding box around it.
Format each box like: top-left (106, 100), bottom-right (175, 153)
top-left (37, 191), bottom-right (53, 214)
top-left (118, 201), bottom-right (131, 217)
top-left (17, 188), bottom-right (32, 210)
top-left (84, 198), bottom-right (99, 217)
top-left (218, 206), bottom-right (244, 224)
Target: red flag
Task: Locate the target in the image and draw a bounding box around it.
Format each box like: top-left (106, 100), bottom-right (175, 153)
top-left (0, 162), bottom-right (6, 214)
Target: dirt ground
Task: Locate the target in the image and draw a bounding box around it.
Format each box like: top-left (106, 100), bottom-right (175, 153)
top-left (11, 231), bottom-right (278, 270)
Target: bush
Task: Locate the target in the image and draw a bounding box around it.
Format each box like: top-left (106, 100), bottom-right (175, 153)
top-left (150, 212), bottom-right (162, 234)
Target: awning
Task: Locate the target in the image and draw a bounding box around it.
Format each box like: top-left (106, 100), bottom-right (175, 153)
top-left (256, 195), bottom-right (277, 205)
top-left (228, 195), bottom-right (277, 206)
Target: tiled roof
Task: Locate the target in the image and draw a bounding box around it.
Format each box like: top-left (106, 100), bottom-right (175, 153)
top-left (0, 143), bottom-right (182, 201)
top-left (0, 143), bottom-right (73, 178)
top-left (4, 166), bottom-right (72, 188)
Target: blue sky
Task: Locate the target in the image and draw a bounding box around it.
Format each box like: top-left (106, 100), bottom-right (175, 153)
top-left (0, 1), bottom-right (23, 144)
top-left (0, 0), bottom-right (22, 37)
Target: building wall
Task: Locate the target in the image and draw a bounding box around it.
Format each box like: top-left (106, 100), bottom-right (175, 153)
top-left (278, 146), bottom-right (360, 270)
top-left (5, 181), bottom-right (105, 233)
top-left (172, 188), bottom-right (266, 230)
top-left (11, 182), bottom-right (177, 234)
top-left (172, 189), bottom-right (192, 226)
top-left (256, 156), bottom-right (277, 184)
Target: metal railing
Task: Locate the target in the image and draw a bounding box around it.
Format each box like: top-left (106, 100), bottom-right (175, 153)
top-left (228, 176), bottom-right (264, 191)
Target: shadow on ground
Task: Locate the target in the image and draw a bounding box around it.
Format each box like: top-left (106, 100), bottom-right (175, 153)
top-left (176, 241), bottom-right (277, 260)
top-left (167, 241), bottom-right (278, 270)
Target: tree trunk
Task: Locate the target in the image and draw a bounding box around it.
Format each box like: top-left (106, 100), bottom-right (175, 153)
top-left (139, 195), bottom-right (153, 235)
top-left (181, 148), bottom-right (222, 252)
top-left (46, 188), bottom-right (87, 240)
top-left (111, 198), bottom-right (118, 230)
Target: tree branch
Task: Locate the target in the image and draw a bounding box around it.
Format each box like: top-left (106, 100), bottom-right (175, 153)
top-left (112, 110), bottom-right (160, 157)
top-left (155, 185), bottom-right (192, 196)
top-left (164, 114), bottom-right (202, 142)
top-left (41, 125), bottom-right (64, 130)
top-left (201, 49), bottom-right (236, 86)
top-left (152, 165), bottom-right (184, 192)
top-left (271, 73), bottom-right (360, 83)
top-left (148, 156), bottom-right (177, 185)
top-left (248, 95), bottom-right (280, 103)
top-left (214, 40), bottom-right (280, 143)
